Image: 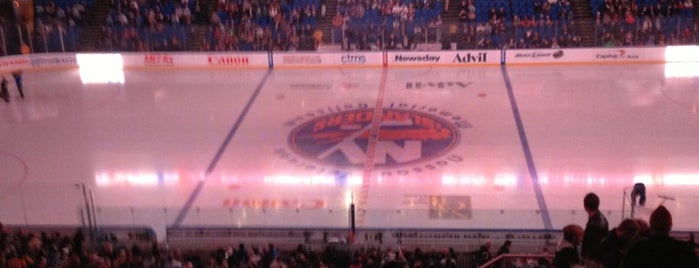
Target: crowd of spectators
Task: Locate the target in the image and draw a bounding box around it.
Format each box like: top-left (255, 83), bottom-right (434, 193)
top-left (328, 0), bottom-right (583, 50)
top-left (198, 0), bottom-right (323, 51)
top-left (0, 221), bottom-right (540, 268)
top-left (333, 0), bottom-right (444, 50)
top-left (552, 192), bottom-right (699, 268)
top-left (100, 0), bottom-right (203, 51)
top-left (592, 0), bottom-right (697, 46)
top-left (28, 0), bottom-right (87, 52)
top-left (451, 0), bottom-right (581, 49)
top-left (1, 0), bottom-right (697, 52)
top-left (2, 202), bottom-right (698, 268)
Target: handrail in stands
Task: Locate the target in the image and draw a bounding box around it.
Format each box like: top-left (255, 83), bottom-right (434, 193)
top-left (477, 253), bottom-right (554, 268)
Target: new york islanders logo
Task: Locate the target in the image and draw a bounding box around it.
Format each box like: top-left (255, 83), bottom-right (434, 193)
top-left (288, 108), bottom-right (460, 168)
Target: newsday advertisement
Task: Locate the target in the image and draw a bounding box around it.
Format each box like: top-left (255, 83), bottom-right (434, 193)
top-left (387, 51), bottom-right (498, 66)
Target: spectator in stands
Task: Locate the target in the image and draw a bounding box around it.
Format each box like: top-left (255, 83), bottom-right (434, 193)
top-left (581, 192), bottom-right (609, 268)
top-left (493, 240), bottom-right (513, 267)
top-left (331, 12), bottom-right (343, 44)
top-left (269, 255), bottom-right (287, 268)
top-left (381, 246), bottom-right (408, 268)
top-left (436, 247), bottom-right (456, 267)
top-left (474, 240), bottom-right (492, 266)
top-left (164, 253), bottom-right (183, 268)
top-left (497, 240), bottom-right (512, 256)
top-left (622, 205), bottom-right (698, 267)
top-left (458, 3), bottom-right (469, 23)
top-left (598, 218), bottom-right (640, 268)
top-left (634, 218), bottom-right (651, 239)
top-left (554, 224), bottom-right (584, 268)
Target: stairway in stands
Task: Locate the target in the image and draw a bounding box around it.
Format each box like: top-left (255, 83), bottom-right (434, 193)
top-left (186, 25), bottom-right (207, 50)
top-left (569, 0), bottom-right (596, 47)
top-left (317, 0), bottom-right (336, 44)
top-left (442, 0), bottom-right (466, 48)
top-left (186, 0), bottom-right (217, 50)
top-left (186, 0), bottom-right (218, 51)
top-left (79, 0), bottom-right (110, 51)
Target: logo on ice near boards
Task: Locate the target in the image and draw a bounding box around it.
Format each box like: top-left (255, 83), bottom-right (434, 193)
top-left (278, 104), bottom-right (472, 176)
top-left (405, 81), bottom-right (472, 90)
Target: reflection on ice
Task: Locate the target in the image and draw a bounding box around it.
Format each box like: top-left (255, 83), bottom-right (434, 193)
top-left (665, 62), bottom-right (699, 77)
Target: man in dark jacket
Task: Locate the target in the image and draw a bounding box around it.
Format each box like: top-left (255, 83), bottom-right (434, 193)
top-left (581, 192), bottom-right (609, 267)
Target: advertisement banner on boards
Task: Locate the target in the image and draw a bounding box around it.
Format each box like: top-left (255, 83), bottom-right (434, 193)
top-left (272, 52), bottom-right (383, 67)
top-left (591, 47), bottom-right (665, 63)
top-left (386, 50), bottom-right (499, 66)
top-left (122, 53), bottom-right (269, 68)
top-left (507, 47), bottom-right (666, 64)
top-left (30, 54), bottom-right (78, 69)
top-left (506, 49), bottom-right (568, 64)
top-left (0, 56), bottom-right (31, 71)
top-left (204, 53), bottom-right (268, 67)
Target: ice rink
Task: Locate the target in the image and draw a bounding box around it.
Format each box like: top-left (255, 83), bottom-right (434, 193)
top-left (1, 63), bottom-right (698, 239)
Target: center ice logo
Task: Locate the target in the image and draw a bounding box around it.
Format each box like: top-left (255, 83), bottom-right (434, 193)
top-left (288, 109), bottom-right (460, 168)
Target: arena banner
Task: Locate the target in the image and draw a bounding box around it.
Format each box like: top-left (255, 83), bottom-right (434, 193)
top-left (30, 54), bottom-right (78, 69)
top-left (0, 55), bottom-right (31, 72)
top-left (123, 53), bottom-right (166, 68)
top-left (506, 47), bottom-right (667, 65)
top-left (272, 52), bottom-right (383, 68)
top-left (121, 52), bottom-right (269, 68)
top-left (386, 50), bottom-right (499, 67)
top-left (505, 49), bottom-right (570, 65)
top-left (326, 52), bottom-right (382, 67)
top-left (272, 52), bottom-right (322, 68)
top-left (201, 53), bottom-right (269, 68)
top-left (590, 47), bottom-right (665, 63)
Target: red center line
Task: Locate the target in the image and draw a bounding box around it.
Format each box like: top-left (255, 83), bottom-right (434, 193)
top-left (356, 67), bottom-right (389, 226)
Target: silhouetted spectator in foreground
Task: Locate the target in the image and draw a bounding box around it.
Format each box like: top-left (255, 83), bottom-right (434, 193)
top-left (496, 240), bottom-right (512, 267)
top-left (497, 240), bottom-right (512, 256)
top-left (634, 218), bottom-right (651, 239)
top-left (621, 205), bottom-right (698, 268)
top-left (581, 192), bottom-right (609, 267)
top-left (554, 224), bottom-right (584, 268)
top-left (598, 218), bottom-right (640, 268)
top-left (474, 240), bottom-right (493, 266)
